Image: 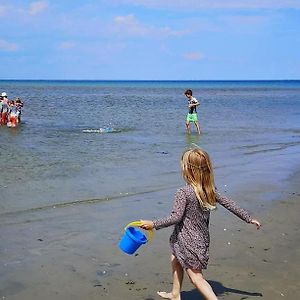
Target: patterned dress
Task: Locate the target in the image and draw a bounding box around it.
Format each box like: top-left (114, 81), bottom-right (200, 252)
top-left (153, 185), bottom-right (252, 270)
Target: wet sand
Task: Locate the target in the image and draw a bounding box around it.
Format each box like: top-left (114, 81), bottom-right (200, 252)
top-left (1, 177), bottom-right (300, 300)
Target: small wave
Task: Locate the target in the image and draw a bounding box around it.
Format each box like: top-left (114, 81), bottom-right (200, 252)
top-left (0, 184), bottom-right (179, 222)
top-left (239, 140), bottom-right (300, 155)
top-left (82, 128), bottom-right (122, 134)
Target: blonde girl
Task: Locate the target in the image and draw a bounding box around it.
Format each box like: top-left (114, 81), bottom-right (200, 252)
top-left (140, 148), bottom-right (261, 300)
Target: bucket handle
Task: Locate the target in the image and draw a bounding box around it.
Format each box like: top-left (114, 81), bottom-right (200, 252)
top-left (125, 221), bottom-right (153, 242)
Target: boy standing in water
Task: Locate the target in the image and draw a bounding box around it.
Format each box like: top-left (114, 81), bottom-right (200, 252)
top-left (185, 89), bottom-right (200, 135)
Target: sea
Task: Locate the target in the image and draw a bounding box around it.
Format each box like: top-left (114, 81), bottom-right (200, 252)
top-left (1, 80), bottom-right (300, 214)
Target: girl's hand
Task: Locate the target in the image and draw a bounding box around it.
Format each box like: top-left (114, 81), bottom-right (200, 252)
top-left (251, 219), bottom-right (261, 230)
top-left (140, 220), bottom-right (154, 230)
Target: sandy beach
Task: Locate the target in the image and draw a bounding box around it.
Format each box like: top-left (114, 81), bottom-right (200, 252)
top-left (1, 169), bottom-right (300, 300)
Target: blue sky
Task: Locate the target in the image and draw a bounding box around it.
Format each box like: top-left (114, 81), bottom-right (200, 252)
top-left (0, 0), bottom-right (299, 80)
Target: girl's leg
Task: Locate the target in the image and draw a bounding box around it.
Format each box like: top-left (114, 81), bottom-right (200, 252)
top-left (157, 255), bottom-right (183, 300)
top-left (186, 268), bottom-right (218, 300)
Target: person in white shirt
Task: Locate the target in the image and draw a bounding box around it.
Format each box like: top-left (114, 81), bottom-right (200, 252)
top-left (184, 89), bottom-right (200, 135)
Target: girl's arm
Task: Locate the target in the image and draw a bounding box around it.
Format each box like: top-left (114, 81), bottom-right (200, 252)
top-left (216, 193), bottom-right (261, 229)
top-left (140, 188), bottom-right (187, 230)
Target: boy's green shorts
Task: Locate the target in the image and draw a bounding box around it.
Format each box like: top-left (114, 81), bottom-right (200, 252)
top-left (186, 113), bottom-right (198, 122)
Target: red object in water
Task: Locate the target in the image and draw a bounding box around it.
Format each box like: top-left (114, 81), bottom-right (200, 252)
top-left (1, 112), bottom-right (8, 125)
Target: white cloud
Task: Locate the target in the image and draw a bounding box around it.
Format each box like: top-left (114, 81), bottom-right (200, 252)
top-left (0, 40), bottom-right (18, 52)
top-left (29, 1), bottom-right (48, 16)
top-left (183, 52), bottom-right (205, 61)
top-left (58, 41), bottom-right (76, 50)
top-left (113, 14), bottom-right (147, 36)
top-left (112, 14), bottom-right (188, 37)
top-left (0, 2), bottom-right (48, 18)
top-left (114, 14), bottom-right (135, 24)
top-left (113, 0), bottom-right (300, 10)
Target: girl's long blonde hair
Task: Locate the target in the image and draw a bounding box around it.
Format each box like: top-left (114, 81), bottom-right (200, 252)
top-left (181, 148), bottom-right (216, 210)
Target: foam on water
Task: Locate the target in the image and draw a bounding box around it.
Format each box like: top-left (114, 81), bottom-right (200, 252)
top-left (82, 128), bottom-right (122, 133)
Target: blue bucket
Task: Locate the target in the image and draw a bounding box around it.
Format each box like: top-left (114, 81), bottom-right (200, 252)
top-left (119, 226), bottom-right (148, 255)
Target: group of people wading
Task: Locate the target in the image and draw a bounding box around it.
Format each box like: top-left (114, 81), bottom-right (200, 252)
top-left (0, 92), bottom-right (24, 127)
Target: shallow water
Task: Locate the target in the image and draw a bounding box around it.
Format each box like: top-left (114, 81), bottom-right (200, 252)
top-left (1, 80), bottom-right (300, 214)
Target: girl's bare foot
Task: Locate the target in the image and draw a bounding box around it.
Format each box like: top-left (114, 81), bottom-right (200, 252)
top-left (157, 291), bottom-right (181, 300)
